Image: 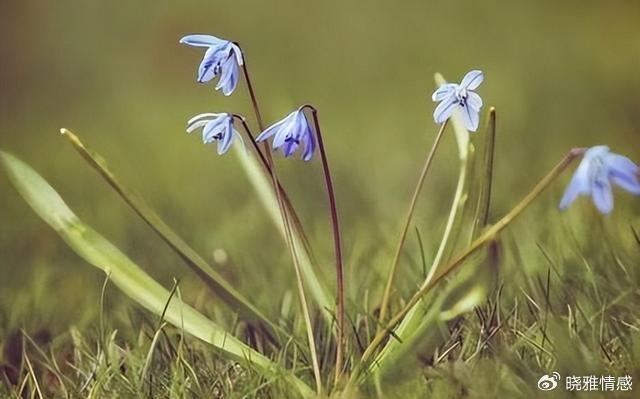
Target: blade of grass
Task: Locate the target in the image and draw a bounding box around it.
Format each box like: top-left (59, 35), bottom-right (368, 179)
top-left (0, 150), bottom-right (313, 398)
top-left (471, 108), bottom-right (496, 237)
top-left (60, 129), bottom-right (280, 339)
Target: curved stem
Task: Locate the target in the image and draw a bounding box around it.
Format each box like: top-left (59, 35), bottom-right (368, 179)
top-left (233, 115), bottom-right (317, 267)
top-left (239, 51), bottom-right (265, 131)
top-left (350, 147), bottom-right (585, 385)
top-left (304, 106), bottom-right (346, 383)
top-left (237, 55), bottom-right (323, 393)
top-left (377, 120), bottom-right (449, 331)
top-left (232, 115), bottom-right (323, 394)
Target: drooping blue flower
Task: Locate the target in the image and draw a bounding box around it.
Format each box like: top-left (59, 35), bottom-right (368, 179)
top-left (186, 113), bottom-right (242, 155)
top-left (255, 108), bottom-right (316, 161)
top-left (432, 70), bottom-right (484, 132)
top-left (180, 34), bottom-right (244, 96)
top-left (559, 145), bottom-right (640, 214)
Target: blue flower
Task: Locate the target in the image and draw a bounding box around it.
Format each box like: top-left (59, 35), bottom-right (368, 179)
top-left (186, 113), bottom-right (242, 155)
top-left (432, 70), bottom-right (484, 132)
top-left (180, 34), bottom-right (244, 96)
top-left (255, 108), bottom-right (316, 161)
top-left (559, 145), bottom-right (640, 214)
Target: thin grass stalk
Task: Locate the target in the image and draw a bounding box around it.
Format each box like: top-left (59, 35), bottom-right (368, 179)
top-left (472, 108), bottom-right (497, 236)
top-left (303, 105), bottom-right (346, 383)
top-left (377, 120), bottom-right (449, 331)
top-left (350, 147), bottom-right (585, 385)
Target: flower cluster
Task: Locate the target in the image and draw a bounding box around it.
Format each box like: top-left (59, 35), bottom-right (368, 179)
top-left (180, 34), bottom-right (639, 214)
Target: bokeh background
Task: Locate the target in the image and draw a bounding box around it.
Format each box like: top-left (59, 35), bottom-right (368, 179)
top-left (1, 0), bottom-right (639, 335)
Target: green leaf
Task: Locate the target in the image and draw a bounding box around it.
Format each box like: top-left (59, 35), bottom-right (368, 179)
top-left (0, 150), bottom-right (313, 398)
top-left (233, 142), bottom-right (334, 322)
top-left (60, 129), bottom-right (280, 338)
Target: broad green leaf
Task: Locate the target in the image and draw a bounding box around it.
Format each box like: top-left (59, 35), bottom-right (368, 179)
top-left (233, 142), bottom-right (334, 322)
top-left (0, 151), bottom-right (313, 398)
top-left (60, 129), bottom-right (280, 338)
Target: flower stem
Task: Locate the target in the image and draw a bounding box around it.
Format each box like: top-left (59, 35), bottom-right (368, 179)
top-left (377, 120), bottom-right (449, 332)
top-left (233, 123), bottom-right (323, 397)
top-left (233, 116), bottom-right (309, 243)
top-left (239, 53), bottom-right (265, 131)
top-left (237, 58), bottom-right (323, 393)
top-left (302, 105), bottom-right (346, 384)
top-left (350, 147), bottom-right (586, 385)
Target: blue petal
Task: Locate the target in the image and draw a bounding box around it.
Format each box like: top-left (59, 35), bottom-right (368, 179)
top-left (559, 158), bottom-right (593, 211)
top-left (605, 154), bottom-right (640, 194)
top-left (592, 179), bottom-right (614, 214)
top-left (460, 70), bottom-right (484, 90)
top-left (256, 116), bottom-right (290, 142)
top-left (202, 115), bottom-right (228, 143)
top-left (197, 47), bottom-right (223, 83)
top-left (432, 84), bottom-right (456, 101)
top-left (302, 126), bottom-right (315, 161)
top-left (272, 113), bottom-right (298, 149)
top-left (282, 139), bottom-right (299, 157)
top-left (216, 55), bottom-right (238, 96)
top-left (460, 104), bottom-right (480, 132)
top-left (180, 34), bottom-right (226, 48)
top-left (466, 91), bottom-right (483, 112)
top-left (230, 44), bottom-right (244, 66)
top-left (218, 119), bottom-right (235, 155)
top-left (433, 95), bottom-right (457, 124)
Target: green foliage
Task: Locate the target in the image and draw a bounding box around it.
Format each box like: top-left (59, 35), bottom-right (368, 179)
top-left (0, 150), bottom-right (313, 398)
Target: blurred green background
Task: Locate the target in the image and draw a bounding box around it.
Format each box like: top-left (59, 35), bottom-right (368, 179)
top-left (1, 0), bottom-right (639, 332)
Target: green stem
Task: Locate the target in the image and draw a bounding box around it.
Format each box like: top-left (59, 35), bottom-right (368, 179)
top-left (350, 147), bottom-right (585, 386)
top-left (377, 120), bottom-right (449, 330)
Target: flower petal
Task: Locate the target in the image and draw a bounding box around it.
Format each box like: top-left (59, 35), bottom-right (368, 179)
top-left (432, 84), bottom-right (456, 101)
top-left (272, 112), bottom-right (298, 149)
top-left (302, 125), bottom-right (315, 161)
top-left (230, 43), bottom-right (244, 66)
top-left (466, 91), bottom-right (483, 112)
top-left (217, 118), bottom-right (235, 155)
top-left (559, 157), bottom-right (593, 211)
top-left (433, 96), bottom-right (458, 124)
top-left (460, 70), bottom-right (484, 90)
top-left (256, 115), bottom-right (290, 143)
top-left (592, 179), bottom-right (614, 214)
top-left (180, 34), bottom-right (226, 48)
top-left (216, 56), bottom-right (239, 96)
top-left (187, 113), bottom-right (220, 127)
top-left (606, 154), bottom-right (640, 194)
top-left (460, 104), bottom-right (480, 132)
top-left (202, 115), bottom-right (228, 143)
top-left (197, 47), bottom-right (223, 83)
top-left (186, 119), bottom-right (211, 134)
top-left (282, 139), bottom-right (299, 157)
